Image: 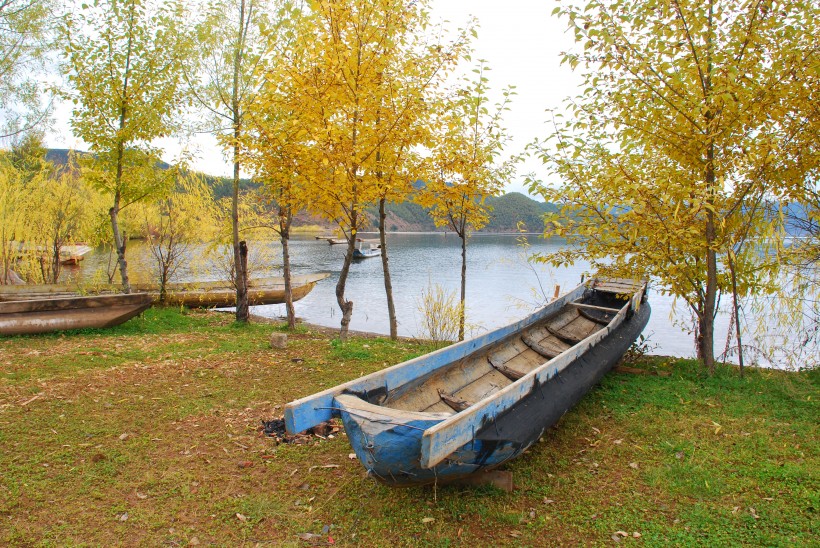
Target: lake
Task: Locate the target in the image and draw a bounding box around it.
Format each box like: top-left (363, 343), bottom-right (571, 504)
top-left (66, 232), bottom-right (794, 362)
top-left (245, 233), bottom-right (702, 358)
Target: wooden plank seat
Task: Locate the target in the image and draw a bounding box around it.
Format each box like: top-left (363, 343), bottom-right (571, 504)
top-left (521, 330), bottom-right (561, 359)
top-left (547, 324), bottom-right (585, 345)
top-left (438, 389), bottom-right (471, 412)
top-left (487, 353), bottom-right (525, 381)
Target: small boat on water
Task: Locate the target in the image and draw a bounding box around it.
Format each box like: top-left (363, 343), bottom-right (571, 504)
top-left (59, 244), bottom-right (94, 266)
top-left (352, 239), bottom-right (380, 260)
top-left (0, 293), bottom-right (153, 336)
top-left (0, 273), bottom-right (330, 309)
top-left (285, 278), bottom-right (650, 486)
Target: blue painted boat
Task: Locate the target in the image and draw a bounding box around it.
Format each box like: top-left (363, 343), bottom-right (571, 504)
top-left (352, 239), bottom-right (380, 260)
top-left (285, 278), bottom-right (650, 486)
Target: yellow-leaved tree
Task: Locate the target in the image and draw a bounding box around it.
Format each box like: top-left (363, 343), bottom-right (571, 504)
top-left (260, 0), bottom-right (469, 341)
top-left (529, 0), bottom-right (820, 372)
top-left (418, 62), bottom-right (518, 341)
top-left (60, 0), bottom-right (194, 293)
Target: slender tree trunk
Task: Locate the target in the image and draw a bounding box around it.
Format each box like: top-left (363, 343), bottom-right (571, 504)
top-left (237, 240), bottom-right (249, 320)
top-left (110, 186), bottom-right (130, 293)
top-left (378, 198), bottom-right (398, 339)
top-left (280, 205), bottom-right (296, 329)
top-left (728, 250), bottom-right (744, 377)
top-left (458, 230), bottom-right (467, 341)
top-left (232, 0), bottom-right (249, 322)
top-left (336, 215), bottom-right (356, 342)
top-left (701, 163), bottom-right (718, 373)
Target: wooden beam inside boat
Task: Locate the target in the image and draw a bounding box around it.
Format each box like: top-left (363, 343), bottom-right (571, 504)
top-left (569, 302), bottom-right (621, 313)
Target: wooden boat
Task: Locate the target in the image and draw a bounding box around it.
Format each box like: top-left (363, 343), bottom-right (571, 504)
top-left (59, 244), bottom-right (93, 266)
top-left (0, 273), bottom-right (330, 309)
top-left (0, 293), bottom-right (153, 336)
top-left (352, 239), bottom-right (380, 260)
top-left (285, 278), bottom-right (650, 486)
top-left (327, 238), bottom-right (347, 245)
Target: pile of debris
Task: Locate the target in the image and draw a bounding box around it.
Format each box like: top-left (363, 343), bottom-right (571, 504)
top-left (259, 418), bottom-right (340, 444)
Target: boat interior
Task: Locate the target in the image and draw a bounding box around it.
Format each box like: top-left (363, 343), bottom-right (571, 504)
top-left (375, 280), bottom-right (641, 415)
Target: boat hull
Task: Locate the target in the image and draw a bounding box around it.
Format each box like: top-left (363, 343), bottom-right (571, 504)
top-left (0, 274), bottom-right (329, 309)
top-left (337, 302), bottom-right (651, 486)
top-left (0, 293), bottom-right (153, 336)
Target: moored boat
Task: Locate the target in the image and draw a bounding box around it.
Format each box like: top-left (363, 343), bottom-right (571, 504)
top-left (0, 273), bottom-right (330, 308)
top-left (352, 239), bottom-right (380, 260)
top-left (0, 293), bottom-right (153, 336)
top-left (285, 278), bottom-right (650, 486)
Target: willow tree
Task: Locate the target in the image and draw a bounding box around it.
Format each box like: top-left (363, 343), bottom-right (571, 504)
top-left (61, 0), bottom-right (193, 292)
top-left (418, 62), bottom-right (517, 341)
top-left (271, 0), bottom-right (463, 341)
top-left (529, 0), bottom-right (820, 371)
top-left (192, 0), bottom-right (277, 321)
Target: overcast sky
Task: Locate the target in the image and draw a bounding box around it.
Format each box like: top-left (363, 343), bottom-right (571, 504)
top-left (47, 0), bottom-right (581, 196)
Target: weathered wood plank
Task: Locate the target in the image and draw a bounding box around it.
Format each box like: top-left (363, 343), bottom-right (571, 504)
top-left (570, 302), bottom-right (621, 313)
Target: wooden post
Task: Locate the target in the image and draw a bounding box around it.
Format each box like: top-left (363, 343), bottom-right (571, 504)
top-left (552, 285), bottom-right (561, 301)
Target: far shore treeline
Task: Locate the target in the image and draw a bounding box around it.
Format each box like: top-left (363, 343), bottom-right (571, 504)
top-left (1, 0), bottom-right (818, 371)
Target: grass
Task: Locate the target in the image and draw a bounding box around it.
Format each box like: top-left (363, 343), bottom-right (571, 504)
top-left (1, 308), bottom-right (817, 546)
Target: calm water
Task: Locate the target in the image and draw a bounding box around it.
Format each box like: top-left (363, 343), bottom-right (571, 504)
top-left (255, 233), bottom-right (702, 358)
top-left (67, 232), bottom-right (770, 360)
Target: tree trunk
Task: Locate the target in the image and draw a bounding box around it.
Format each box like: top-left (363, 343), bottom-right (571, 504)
top-left (280, 205), bottom-right (296, 329)
top-left (701, 175), bottom-right (718, 373)
top-left (728, 250), bottom-right (744, 377)
top-left (110, 190), bottom-right (130, 293)
top-left (336, 219), bottom-right (356, 342)
top-left (236, 241), bottom-right (249, 321)
top-left (232, 0), bottom-right (249, 323)
top-left (379, 198), bottom-right (398, 339)
top-left (459, 232), bottom-right (467, 341)
top-left (112, 131), bottom-right (131, 293)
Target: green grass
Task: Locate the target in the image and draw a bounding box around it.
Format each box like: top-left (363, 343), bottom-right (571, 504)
top-left (0, 308), bottom-right (816, 546)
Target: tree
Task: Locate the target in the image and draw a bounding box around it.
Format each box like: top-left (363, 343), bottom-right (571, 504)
top-left (61, 0), bottom-right (193, 293)
top-left (418, 62), bottom-right (518, 340)
top-left (192, 0), bottom-right (276, 322)
top-left (366, 4), bottom-right (470, 340)
top-left (265, 0), bottom-right (467, 341)
top-left (529, 0), bottom-right (820, 371)
top-left (0, 0), bottom-right (54, 137)
top-left (141, 171), bottom-right (218, 301)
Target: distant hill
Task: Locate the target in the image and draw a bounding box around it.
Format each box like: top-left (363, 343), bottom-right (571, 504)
top-left (370, 191), bottom-right (555, 233)
top-left (43, 148), bottom-right (555, 233)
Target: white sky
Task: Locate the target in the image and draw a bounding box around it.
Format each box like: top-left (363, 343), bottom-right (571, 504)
top-left (46, 0), bottom-right (581, 195)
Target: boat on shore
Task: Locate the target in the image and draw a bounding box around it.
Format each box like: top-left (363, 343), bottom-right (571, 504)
top-left (285, 278), bottom-right (650, 486)
top-left (0, 273), bottom-right (330, 309)
top-left (0, 293), bottom-right (153, 336)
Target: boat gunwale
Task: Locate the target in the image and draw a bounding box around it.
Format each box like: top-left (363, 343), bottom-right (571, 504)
top-left (284, 282), bottom-right (590, 435)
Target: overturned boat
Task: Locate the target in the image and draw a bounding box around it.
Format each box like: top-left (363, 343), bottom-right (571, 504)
top-left (285, 278), bottom-right (651, 486)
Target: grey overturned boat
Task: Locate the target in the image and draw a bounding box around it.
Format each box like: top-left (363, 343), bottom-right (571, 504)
top-left (285, 278), bottom-right (650, 486)
top-left (0, 293), bottom-right (153, 336)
